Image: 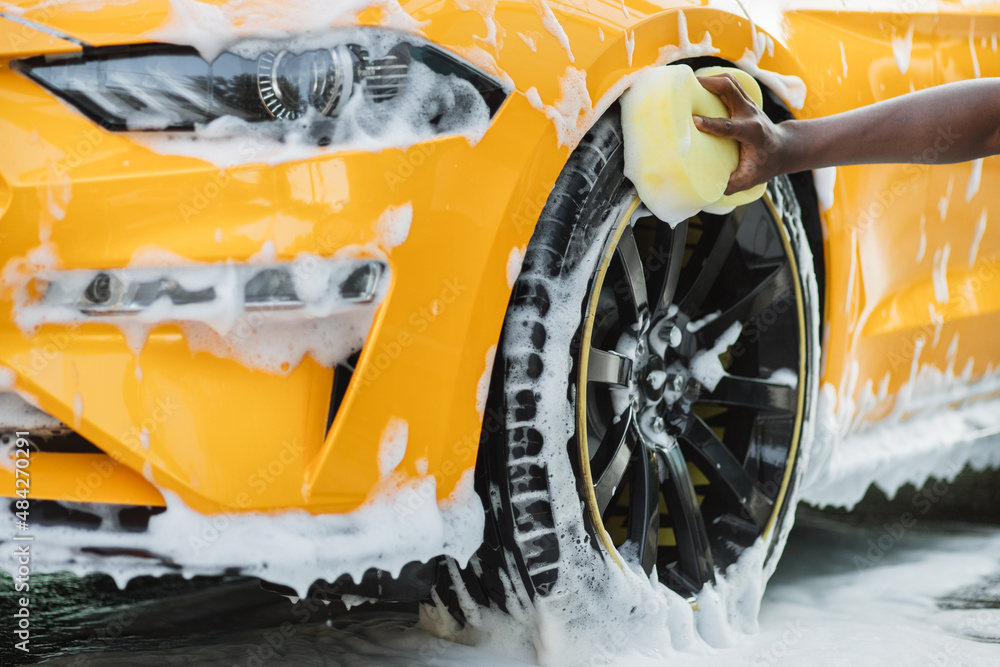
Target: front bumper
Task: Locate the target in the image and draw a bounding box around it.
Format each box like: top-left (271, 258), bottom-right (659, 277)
top-left (0, 50), bottom-right (564, 518)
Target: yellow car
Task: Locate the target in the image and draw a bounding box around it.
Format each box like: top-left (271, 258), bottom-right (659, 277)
top-left (1, 0), bottom-right (998, 614)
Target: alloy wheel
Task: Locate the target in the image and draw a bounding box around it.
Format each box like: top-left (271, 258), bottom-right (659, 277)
top-left (575, 192), bottom-right (807, 600)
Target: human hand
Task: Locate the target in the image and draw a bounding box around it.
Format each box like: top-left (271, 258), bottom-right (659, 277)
top-left (693, 74), bottom-right (787, 195)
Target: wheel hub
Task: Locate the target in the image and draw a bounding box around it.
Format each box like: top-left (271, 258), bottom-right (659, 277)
top-left (577, 192), bottom-right (806, 597)
top-left (639, 355), bottom-right (666, 401)
top-left (632, 317), bottom-right (692, 414)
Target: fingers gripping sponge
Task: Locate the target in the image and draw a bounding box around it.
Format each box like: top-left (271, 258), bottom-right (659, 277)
top-left (621, 64), bottom-right (767, 225)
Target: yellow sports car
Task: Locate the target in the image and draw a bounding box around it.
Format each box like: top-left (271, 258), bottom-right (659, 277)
top-left (2, 0), bottom-right (998, 616)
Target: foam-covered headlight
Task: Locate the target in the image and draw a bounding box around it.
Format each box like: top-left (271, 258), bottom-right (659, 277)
top-left (15, 32), bottom-right (507, 135)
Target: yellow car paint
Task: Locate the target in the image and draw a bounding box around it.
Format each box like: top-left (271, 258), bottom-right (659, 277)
top-left (1, 1), bottom-right (998, 519)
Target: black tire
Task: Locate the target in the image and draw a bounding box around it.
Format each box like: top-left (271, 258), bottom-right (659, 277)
top-left (446, 102), bottom-right (820, 619)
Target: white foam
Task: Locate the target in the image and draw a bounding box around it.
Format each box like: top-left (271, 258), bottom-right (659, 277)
top-left (517, 31), bottom-right (537, 52)
top-left (932, 244), bottom-right (950, 304)
top-left (938, 175), bottom-right (954, 220)
top-left (6, 243), bottom-right (391, 375)
top-left (148, 0), bottom-right (426, 62)
top-left (524, 67), bottom-right (592, 148)
top-left (5, 472), bottom-right (484, 598)
top-left (970, 23), bottom-right (981, 78)
top-left (965, 158), bottom-right (983, 202)
top-left (624, 29), bottom-right (635, 67)
top-left (657, 10), bottom-right (720, 65)
top-left (456, 0), bottom-right (501, 49)
top-left (532, 0), bottom-right (574, 63)
top-left (768, 367), bottom-right (798, 388)
top-left (506, 246), bottom-right (525, 289)
top-left (891, 23), bottom-right (914, 74)
top-left (969, 210), bottom-right (987, 266)
top-left (812, 167), bottom-right (836, 213)
top-left (378, 418), bottom-right (409, 477)
top-left (476, 345), bottom-right (497, 420)
top-left (803, 390), bottom-right (1000, 509)
top-left (690, 321), bottom-right (743, 391)
top-left (916, 215), bottom-right (927, 263)
top-left (72, 391), bottom-right (83, 426)
top-left (375, 203), bottom-right (413, 250)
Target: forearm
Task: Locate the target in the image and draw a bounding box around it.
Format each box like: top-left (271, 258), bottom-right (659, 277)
top-left (776, 79), bottom-right (1000, 173)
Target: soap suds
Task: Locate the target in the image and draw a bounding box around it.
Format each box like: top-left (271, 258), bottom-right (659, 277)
top-left (524, 66), bottom-right (592, 148)
top-left (970, 22), bottom-right (980, 78)
top-left (938, 176), bottom-right (953, 220)
top-left (812, 167), bottom-right (836, 212)
top-left (965, 158), bottom-right (983, 202)
top-left (531, 0), bottom-right (574, 63)
top-left (804, 372), bottom-right (1000, 509)
top-left (6, 242), bottom-right (391, 376)
top-left (932, 244), bottom-right (950, 303)
top-left (148, 0), bottom-right (426, 62)
top-left (690, 321), bottom-right (743, 391)
top-left (375, 203), bottom-right (413, 250)
top-left (378, 418), bottom-right (408, 477)
top-left (506, 246), bottom-right (525, 289)
top-left (657, 10), bottom-right (720, 65)
top-left (624, 29), bottom-right (635, 67)
top-left (475, 345), bottom-right (497, 420)
top-left (4, 474), bottom-right (484, 598)
top-left (916, 214), bottom-right (927, 262)
top-left (734, 53), bottom-right (806, 110)
top-left (968, 210), bottom-right (987, 266)
top-left (891, 24), bottom-right (914, 74)
top-left (72, 392), bottom-right (83, 427)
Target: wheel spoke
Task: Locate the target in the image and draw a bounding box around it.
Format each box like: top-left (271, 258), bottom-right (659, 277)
top-left (588, 348), bottom-right (632, 386)
top-left (706, 375), bottom-right (797, 413)
top-left (676, 413), bottom-right (774, 527)
top-left (695, 262), bottom-right (794, 349)
top-left (628, 434), bottom-right (662, 574)
top-left (593, 410), bottom-right (639, 515)
top-left (615, 224), bottom-right (649, 323)
top-left (657, 437), bottom-right (715, 587)
top-left (650, 218), bottom-right (688, 317)
top-left (676, 209), bottom-right (746, 317)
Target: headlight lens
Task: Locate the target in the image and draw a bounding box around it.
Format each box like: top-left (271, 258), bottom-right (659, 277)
top-left (15, 32), bottom-right (507, 140)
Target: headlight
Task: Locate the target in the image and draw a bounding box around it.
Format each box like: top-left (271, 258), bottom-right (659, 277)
top-left (15, 32), bottom-right (508, 141)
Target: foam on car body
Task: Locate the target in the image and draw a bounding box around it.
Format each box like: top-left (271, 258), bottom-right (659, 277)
top-left (620, 64), bottom-right (766, 224)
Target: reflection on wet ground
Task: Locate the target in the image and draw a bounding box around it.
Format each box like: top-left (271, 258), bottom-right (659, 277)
top-left (1, 511), bottom-right (998, 666)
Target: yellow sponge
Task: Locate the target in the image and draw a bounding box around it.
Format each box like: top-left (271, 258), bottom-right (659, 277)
top-left (621, 64), bottom-right (766, 225)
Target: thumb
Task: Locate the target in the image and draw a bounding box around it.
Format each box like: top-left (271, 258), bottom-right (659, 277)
top-left (693, 115), bottom-right (736, 138)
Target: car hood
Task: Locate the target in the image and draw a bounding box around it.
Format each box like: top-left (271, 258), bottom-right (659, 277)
top-left (4, 0), bottom-right (1000, 56)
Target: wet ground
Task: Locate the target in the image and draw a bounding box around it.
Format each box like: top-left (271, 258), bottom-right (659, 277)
top-left (2, 473), bottom-right (999, 666)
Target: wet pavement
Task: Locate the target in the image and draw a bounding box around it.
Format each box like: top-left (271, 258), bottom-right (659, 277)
top-left (2, 485), bottom-right (999, 666)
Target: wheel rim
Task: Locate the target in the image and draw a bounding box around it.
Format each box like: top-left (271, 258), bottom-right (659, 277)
top-left (575, 189), bottom-right (807, 599)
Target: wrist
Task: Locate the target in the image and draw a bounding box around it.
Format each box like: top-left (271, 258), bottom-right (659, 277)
top-left (768, 120), bottom-right (799, 177)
